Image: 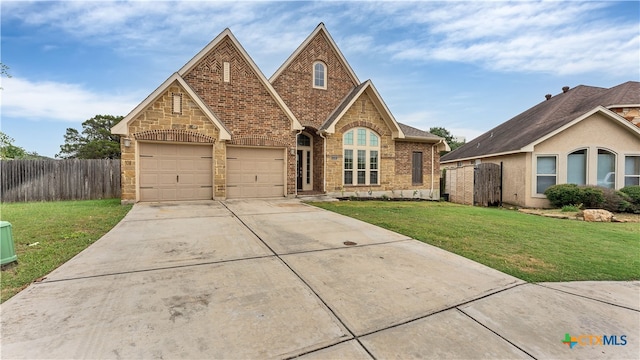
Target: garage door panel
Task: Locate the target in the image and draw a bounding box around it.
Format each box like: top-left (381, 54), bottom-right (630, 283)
top-left (226, 147), bottom-right (285, 199)
top-left (139, 143), bottom-right (213, 202)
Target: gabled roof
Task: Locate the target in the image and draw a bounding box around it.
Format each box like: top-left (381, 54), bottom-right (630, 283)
top-left (178, 28), bottom-right (303, 131)
top-left (111, 73), bottom-right (232, 140)
top-left (269, 23), bottom-right (360, 84)
top-left (320, 80), bottom-right (405, 138)
top-left (441, 81), bottom-right (640, 163)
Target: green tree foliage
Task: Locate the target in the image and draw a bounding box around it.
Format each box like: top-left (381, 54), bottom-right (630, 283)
top-left (429, 126), bottom-right (465, 153)
top-left (0, 131), bottom-right (41, 159)
top-left (57, 115), bottom-right (123, 159)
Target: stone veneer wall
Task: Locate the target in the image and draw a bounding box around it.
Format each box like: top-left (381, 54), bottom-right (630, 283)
top-left (612, 107), bottom-right (640, 127)
top-left (323, 92), bottom-right (441, 197)
top-left (120, 81), bottom-right (221, 203)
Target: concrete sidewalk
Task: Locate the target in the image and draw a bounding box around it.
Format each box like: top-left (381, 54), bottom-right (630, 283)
top-left (1, 199), bottom-right (638, 359)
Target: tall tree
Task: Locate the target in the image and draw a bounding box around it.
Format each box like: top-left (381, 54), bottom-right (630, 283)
top-left (0, 131), bottom-right (42, 159)
top-left (57, 115), bottom-right (123, 159)
top-left (429, 126), bottom-right (465, 153)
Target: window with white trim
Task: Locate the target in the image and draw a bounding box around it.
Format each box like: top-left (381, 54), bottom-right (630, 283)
top-left (536, 155), bottom-right (556, 194)
top-left (567, 149), bottom-right (587, 185)
top-left (597, 149), bottom-right (616, 188)
top-left (343, 128), bottom-right (379, 185)
top-left (313, 61), bottom-right (326, 89)
top-left (625, 156), bottom-right (640, 186)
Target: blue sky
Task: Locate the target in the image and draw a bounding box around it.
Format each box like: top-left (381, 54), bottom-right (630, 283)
top-left (1, 1), bottom-right (638, 158)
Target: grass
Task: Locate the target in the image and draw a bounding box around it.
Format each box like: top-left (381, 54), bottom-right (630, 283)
top-left (309, 201), bottom-right (640, 283)
top-left (1, 199), bottom-right (132, 303)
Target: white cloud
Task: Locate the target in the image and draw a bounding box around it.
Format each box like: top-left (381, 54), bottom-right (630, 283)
top-left (1, 77), bottom-right (140, 122)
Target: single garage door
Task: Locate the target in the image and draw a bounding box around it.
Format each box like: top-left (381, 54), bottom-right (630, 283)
top-left (226, 147), bottom-right (285, 198)
top-left (139, 143), bottom-right (213, 201)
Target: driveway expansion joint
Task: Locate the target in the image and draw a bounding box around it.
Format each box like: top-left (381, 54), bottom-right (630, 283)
top-left (534, 283), bottom-right (640, 312)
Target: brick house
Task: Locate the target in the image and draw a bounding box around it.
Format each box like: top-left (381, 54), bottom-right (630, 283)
top-left (112, 23), bottom-right (448, 203)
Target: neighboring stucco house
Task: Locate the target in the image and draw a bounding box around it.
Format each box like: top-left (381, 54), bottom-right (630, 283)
top-left (441, 81), bottom-right (640, 208)
top-left (112, 24), bottom-right (448, 203)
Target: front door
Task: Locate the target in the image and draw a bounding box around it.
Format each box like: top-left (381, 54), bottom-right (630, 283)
top-left (297, 150), bottom-right (304, 190)
top-left (297, 133), bottom-right (313, 191)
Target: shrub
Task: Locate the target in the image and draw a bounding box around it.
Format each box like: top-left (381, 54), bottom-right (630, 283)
top-left (561, 205), bottom-right (580, 212)
top-left (620, 186), bottom-right (640, 206)
top-left (579, 186), bottom-right (605, 208)
top-left (598, 187), bottom-right (632, 212)
top-left (544, 184), bottom-right (582, 207)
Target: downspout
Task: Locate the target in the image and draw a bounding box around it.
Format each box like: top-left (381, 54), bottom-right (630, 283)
top-left (432, 139), bottom-right (445, 199)
top-left (318, 131), bottom-right (327, 193)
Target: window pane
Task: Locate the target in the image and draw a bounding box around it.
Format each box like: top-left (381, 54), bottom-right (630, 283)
top-left (625, 156), bottom-right (640, 175)
top-left (297, 134), bottom-right (310, 146)
top-left (412, 152), bottom-right (423, 184)
top-left (344, 150), bottom-right (353, 170)
top-left (370, 133), bottom-right (379, 147)
top-left (357, 129), bottom-right (366, 146)
top-left (357, 150), bottom-right (366, 170)
top-left (314, 63), bottom-right (324, 87)
top-left (357, 171), bottom-right (366, 184)
top-left (537, 156), bottom-right (556, 175)
top-left (625, 177), bottom-right (640, 186)
top-left (537, 175), bottom-right (556, 194)
top-left (597, 149), bottom-right (615, 188)
top-left (370, 171), bottom-right (378, 184)
top-left (624, 156), bottom-right (640, 186)
top-left (306, 151), bottom-right (311, 184)
top-left (567, 150), bottom-right (586, 185)
top-left (344, 171), bottom-right (353, 184)
top-left (370, 151), bottom-right (378, 170)
top-left (344, 131), bottom-right (353, 145)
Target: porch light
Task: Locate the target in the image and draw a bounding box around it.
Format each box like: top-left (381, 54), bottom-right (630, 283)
top-left (124, 138), bottom-right (131, 147)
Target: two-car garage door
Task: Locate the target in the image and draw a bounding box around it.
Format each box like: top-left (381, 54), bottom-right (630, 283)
top-left (138, 143), bottom-right (285, 201)
top-left (139, 143), bottom-right (213, 201)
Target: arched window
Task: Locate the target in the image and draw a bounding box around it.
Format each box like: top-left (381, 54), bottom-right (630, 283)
top-left (343, 128), bottom-right (379, 185)
top-left (313, 61), bottom-right (326, 89)
top-left (597, 149), bottom-right (616, 188)
top-left (567, 149), bottom-right (587, 185)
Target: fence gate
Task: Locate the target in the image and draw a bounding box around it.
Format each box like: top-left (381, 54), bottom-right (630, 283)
top-left (474, 163), bottom-right (502, 207)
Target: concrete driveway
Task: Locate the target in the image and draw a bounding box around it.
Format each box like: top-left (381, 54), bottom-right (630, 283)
top-left (1, 199), bottom-right (638, 359)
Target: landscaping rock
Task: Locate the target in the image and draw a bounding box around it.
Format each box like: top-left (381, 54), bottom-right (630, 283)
top-left (582, 209), bottom-right (614, 222)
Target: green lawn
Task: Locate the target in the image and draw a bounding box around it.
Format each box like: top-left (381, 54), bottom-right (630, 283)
top-left (309, 201), bottom-right (640, 283)
top-left (1, 199), bottom-right (132, 303)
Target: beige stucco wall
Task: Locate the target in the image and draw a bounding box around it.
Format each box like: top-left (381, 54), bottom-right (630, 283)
top-left (529, 112), bottom-right (640, 207)
top-left (441, 112), bottom-right (640, 208)
top-left (479, 153), bottom-right (528, 207)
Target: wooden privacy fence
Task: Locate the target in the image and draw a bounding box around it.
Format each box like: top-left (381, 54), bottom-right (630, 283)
top-left (443, 162), bottom-right (502, 207)
top-left (473, 163), bottom-right (502, 207)
top-left (0, 159), bottom-right (121, 203)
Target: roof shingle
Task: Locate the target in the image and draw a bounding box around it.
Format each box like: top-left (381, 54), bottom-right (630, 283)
top-left (441, 81), bottom-right (640, 162)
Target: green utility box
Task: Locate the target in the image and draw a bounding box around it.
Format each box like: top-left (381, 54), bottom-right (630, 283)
top-left (1, 221), bottom-right (18, 266)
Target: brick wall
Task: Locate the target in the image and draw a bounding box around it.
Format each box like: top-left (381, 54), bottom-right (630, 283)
top-left (121, 81), bottom-right (221, 202)
top-left (182, 36), bottom-right (298, 195)
top-left (272, 31), bottom-right (357, 130)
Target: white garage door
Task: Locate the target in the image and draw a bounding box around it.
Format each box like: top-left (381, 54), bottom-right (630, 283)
top-left (226, 147), bottom-right (285, 198)
top-left (139, 143), bottom-right (213, 201)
